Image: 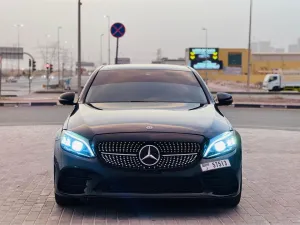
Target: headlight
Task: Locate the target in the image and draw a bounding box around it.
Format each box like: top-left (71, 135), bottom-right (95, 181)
top-left (60, 130), bottom-right (95, 158)
top-left (203, 131), bottom-right (236, 159)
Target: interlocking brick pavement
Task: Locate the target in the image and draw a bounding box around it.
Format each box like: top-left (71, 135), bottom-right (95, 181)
top-left (0, 125), bottom-right (300, 225)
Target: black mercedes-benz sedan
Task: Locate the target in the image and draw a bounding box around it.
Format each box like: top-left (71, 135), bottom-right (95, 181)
top-left (54, 64), bottom-right (242, 207)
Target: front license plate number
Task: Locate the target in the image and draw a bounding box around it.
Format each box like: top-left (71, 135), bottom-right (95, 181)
top-left (200, 159), bottom-right (231, 172)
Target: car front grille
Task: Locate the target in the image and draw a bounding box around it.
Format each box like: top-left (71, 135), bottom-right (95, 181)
top-left (97, 141), bottom-right (202, 171)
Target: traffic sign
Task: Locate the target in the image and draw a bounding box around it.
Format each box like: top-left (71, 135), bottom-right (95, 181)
top-left (0, 47), bottom-right (23, 60)
top-left (110, 23), bottom-right (126, 38)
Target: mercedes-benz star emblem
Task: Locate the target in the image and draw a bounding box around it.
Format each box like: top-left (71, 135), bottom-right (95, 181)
top-left (138, 145), bottom-right (160, 166)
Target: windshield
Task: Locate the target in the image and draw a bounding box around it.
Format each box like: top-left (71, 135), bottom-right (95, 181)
top-left (85, 69), bottom-right (208, 103)
top-left (264, 75), bottom-right (271, 82)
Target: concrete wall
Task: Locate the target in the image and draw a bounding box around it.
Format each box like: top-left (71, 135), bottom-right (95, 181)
top-left (195, 49), bottom-right (300, 83)
top-left (252, 53), bottom-right (300, 74)
top-left (199, 74), bottom-right (300, 84)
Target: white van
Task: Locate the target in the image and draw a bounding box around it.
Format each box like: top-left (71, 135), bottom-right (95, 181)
top-left (262, 74), bottom-right (300, 92)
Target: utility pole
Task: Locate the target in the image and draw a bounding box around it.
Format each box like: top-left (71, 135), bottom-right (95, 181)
top-left (14, 24), bottom-right (24, 76)
top-left (247, 0), bottom-right (253, 91)
top-left (58, 26), bottom-right (62, 87)
top-left (202, 28), bottom-right (208, 83)
top-left (0, 54), bottom-right (2, 97)
top-left (62, 62), bottom-right (65, 82)
top-left (77, 0), bottom-right (82, 94)
top-left (62, 41), bottom-right (68, 85)
top-left (100, 33), bottom-right (104, 65)
top-left (70, 48), bottom-right (74, 76)
top-left (45, 34), bottom-right (50, 73)
top-left (104, 15), bottom-right (111, 64)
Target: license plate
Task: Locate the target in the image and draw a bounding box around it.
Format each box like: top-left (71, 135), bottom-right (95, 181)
top-left (200, 159), bottom-right (231, 172)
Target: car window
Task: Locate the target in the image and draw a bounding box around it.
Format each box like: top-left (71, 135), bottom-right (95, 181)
top-left (85, 69), bottom-right (208, 103)
top-left (268, 76), bottom-right (278, 82)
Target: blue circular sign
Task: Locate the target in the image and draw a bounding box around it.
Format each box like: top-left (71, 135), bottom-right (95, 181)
top-left (110, 22), bottom-right (126, 38)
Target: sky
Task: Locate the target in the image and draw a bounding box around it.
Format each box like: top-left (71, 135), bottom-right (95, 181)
top-left (0, 0), bottom-right (300, 69)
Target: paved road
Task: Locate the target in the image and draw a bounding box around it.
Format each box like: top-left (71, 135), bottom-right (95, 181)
top-left (1, 125), bottom-right (300, 224)
top-left (1, 77), bottom-right (46, 96)
top-left (0, 106), bottom-right (299, 131)
top-left (1, 106), bottom-right (300, 224)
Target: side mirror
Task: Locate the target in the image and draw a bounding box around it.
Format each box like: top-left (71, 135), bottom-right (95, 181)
top-left (216, 92), bottom-right (233, 106)
top-left (58, 92), bottom-right (76, 105)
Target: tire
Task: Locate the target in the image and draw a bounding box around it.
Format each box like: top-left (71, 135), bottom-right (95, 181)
top-left (220, 173), bottom-right (242, 208)
top-left (221, 192), bottom-right (241, 208)
top-left (55, 193), bottom-right (81, 207)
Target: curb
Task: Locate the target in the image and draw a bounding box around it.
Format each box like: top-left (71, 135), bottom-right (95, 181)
top-left (0, 102), bottom-right (58, 107)
top-left (210, 91), bottom-right (300, 95)
top-left (0, 95), bottom-right (18, 97)
top-left (0, 102), bottom-right (300, 109)
top-left (34, 90), bottom-right (76, 94)
top-left (231, 103), bottom-right (300, 109)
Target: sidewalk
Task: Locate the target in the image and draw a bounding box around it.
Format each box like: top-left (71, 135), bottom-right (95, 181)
top-left (207, 80), bottom-right (261, 92)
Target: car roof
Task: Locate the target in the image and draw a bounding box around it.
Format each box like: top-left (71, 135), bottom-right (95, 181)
top-left (99, 64), bottom-right (191, 72)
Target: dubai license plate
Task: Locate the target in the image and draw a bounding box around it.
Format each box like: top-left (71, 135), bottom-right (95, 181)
top-left (200, 159), bottom-right (231, 172)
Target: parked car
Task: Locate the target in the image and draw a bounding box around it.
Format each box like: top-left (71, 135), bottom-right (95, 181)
top-left (6, 76), bottom-right (17, 83)
top-left (54, 64), bottom-right (242, 207)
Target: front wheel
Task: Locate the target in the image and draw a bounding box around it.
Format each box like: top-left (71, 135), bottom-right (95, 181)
top-left (220, 173), bottom-right (242, 207)
top-left (55, 194), bottom-right (81, 207)
top-left (221, 192), bottom-right (241, 207)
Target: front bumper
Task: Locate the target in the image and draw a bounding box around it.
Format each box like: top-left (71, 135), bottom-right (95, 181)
top-left (262, 85), bottom-right (270, 91)
top-left (54, 144), bottom-right (242, 199)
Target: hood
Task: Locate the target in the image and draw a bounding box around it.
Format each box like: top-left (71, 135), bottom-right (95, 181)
top-left (66, 102), bottom-right (231, 139)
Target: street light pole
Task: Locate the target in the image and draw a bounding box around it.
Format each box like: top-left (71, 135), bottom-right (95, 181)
top-left (78, 0), bottom-right (82, 94)
top-left (100, 33), bottom-right (104, 65)
top-left (45, 34), bottom-right (50, 64)
top-left (57, 26), bottom-right (62, 86)
top-left (202, 28), bottom-right (208, 83)
top-left (14, 24), bottom-right (23, 76)
top-left (104, 15), bottom-right (111, 65)
top-left (62, 41), bottom-right (68, 83)
top-left (247, 0), bottom-right (253, 91)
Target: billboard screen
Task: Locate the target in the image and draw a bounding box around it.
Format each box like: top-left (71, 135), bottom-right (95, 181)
top-left (188, 48), bottom-right (223, 70)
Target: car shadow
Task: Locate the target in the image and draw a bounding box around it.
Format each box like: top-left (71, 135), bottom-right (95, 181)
top-left (63, 198), bottom-right (235, 220)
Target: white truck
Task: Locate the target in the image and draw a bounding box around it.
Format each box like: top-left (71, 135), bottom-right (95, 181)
top-left (262, 74), bottom-right (300, 92)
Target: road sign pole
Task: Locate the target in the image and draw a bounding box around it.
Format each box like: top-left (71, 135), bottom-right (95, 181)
top-left (115, 38), bottom-right (119, 64)
top-left (0, 55), bottom-right (2, 97)
top-left (110, 22), bottom-right (126, 65)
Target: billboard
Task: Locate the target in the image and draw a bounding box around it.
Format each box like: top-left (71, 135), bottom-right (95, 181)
top-left (76, 62), bottom-right (95, 67)
top-left (188, 48), bottom-right (223, 70)
top-left (117, 57), bottom-right (131, 64)
top-left (0, 47), bottom-right (23, 59)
